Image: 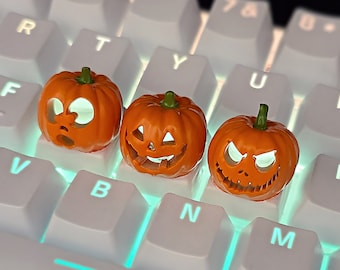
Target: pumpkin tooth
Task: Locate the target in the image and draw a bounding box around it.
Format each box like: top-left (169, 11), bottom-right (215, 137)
top-left (135, 156), bottom-right (148, 165)
top-left (147, 155), bottom-right (174, 164)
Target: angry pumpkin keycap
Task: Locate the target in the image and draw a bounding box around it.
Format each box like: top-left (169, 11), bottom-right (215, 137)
top-left (208, 104), bottom-right (299, 201)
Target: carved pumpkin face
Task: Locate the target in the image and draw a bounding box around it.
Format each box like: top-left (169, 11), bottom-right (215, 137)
top-left (208, 104), bottom-right (299, 201)
top-left (120, 91), bottom-right (207, 178)
top-left (38, 67), bottom-right (123, 153)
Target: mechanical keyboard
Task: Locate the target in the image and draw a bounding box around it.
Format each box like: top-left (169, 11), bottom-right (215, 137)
top-left (1, 0), bottom-right (340, 269)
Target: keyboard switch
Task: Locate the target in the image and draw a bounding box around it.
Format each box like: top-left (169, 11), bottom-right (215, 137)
top-left (0, 12), bottom-right (67, 84)
top-left (0, 147), bottom-right (66, 240)
top-left (44, 170), bottom-right (149, 265)
top-left (230, 217), bottom-right (323, 270)
top-left (133, 193), bottom-right (233, 270)
top-left (196, 0), bottom-right (273, 77)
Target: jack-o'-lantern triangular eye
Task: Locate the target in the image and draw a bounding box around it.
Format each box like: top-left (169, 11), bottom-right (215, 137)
top-left (133, 125), bottom-right (144, 141)
top-left (162, 132), bottom-right (175, 145)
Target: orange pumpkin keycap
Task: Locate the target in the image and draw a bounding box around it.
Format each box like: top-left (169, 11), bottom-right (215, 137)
top-left (37, 67), bottom-right (123, 153)
top-left (120, 91), bottom-right (207, 178)
top-left (208, 104), bottom-right (299, 201)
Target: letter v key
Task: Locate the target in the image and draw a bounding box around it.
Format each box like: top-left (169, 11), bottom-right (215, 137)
top-left (10, 157), bottom-right (31, 175)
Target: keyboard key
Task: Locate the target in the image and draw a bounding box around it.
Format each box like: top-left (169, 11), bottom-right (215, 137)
top-left (132, 46), bottom-right (217, 114)
top-left (121, 0), bottom-right (201, 58)
top-left (208, 64), bottom-right (294, 135)
top-left (0, 0), bottom-right (51, 20)
top-left (201, 178), bottom-right (281, 221)
top-left (271, 8), bottom-right (340, 97)
top-left (0, 12), bottom-right (68, 84)
top-left (0, 230), bottom-right (127, 269)
top-left (230, 217), bottom-right (323, 270)
top-left (48, 0), bottom-right (130, 43)
top-left (293, 84), bottom-right (340, 167)
top-left (0, 147), bottom-right (66, 240)
top-left (195, 0), bottom-right (273, 77)
top-left (44, 170), bottom-right (149, 265)
top-left (60, 29), bottom-right (143, 106)
top-left (290, 154), bottom-right (340, 245)
top-left (35, 135), bottom-right (120, 177)
top-left (0, 75), bottom-right (41, 155)
top-left (133, 193), bottom-right (233, 270)
top-left (328, 249), bottom-right (340, 270)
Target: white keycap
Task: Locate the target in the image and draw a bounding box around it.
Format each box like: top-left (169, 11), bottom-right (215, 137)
top-left (133, 193), bottom-right (234, 270)
top-left (60, 29), bottom-right (143, 107)
top-left (0, 0), bottom-right (51, 20)
top-left (290, 154), bottom-right (340, 245)
top-left (328, 249), bottom-right (340, 270)
top-left (271, 8), bottom-right (340, 97)
top-left (195, 0), bottom-right (273, 77)
top-left (208, 64), bottom-right (294, 135)
top-left (0, 12), bottom-right (68, 84)
top-left (44, 170), bottom-right (149, 265)
top-left (115, 156), bottom-right (200, 199)
top-left (230, 217), bottom-right (323, 270)
top-left (0, 75), bottom-right (41, 155)
top-left (0, 230), bottom-right (127, 270)
top-left (0, 147), bottom-right (66, 241)
top-left (48, 0), bottom-right (130, 43)
top-left (121, 0), bottom-right (201, 58)
top-left (35, 135), bottom-right (120, 177)
top-left (293, 84), bottom-right (340, 167)
top-left (132, 46), bottom-right (217, 114)
top-left (201, 178), bottom-right (281, 221)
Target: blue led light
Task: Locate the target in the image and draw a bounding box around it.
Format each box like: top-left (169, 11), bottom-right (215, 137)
top-left (54, 258), bottom-right (95, 270)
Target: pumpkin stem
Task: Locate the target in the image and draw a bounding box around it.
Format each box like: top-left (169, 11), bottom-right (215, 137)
top-left (76, 67), bottom-right (94, 84)
top-left (160, 91), bottom-right (179, 109)
top-left (253, 104), bottom-right (268, 130)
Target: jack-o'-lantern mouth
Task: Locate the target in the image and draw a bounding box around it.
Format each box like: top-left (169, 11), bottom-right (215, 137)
top-left (126, 142), bottom-right (187, 170)
top-left (57, 134), bottom-right (75, 146)
top-left (215, 162), bottom-right (280, 193)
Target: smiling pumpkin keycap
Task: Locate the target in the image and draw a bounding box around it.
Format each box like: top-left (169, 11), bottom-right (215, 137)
top-left (120, 91), bottom-right (207, 178)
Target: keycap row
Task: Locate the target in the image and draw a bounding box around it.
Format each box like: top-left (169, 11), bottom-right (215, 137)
top-left (1, 146), bottom-right (340, 269)
top-left (1, 1), bottom-right (340, 97)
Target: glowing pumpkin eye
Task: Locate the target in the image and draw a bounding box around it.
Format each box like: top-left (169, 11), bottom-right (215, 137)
top-left (225, 141), bottom-right (247, 165)
top-left (133, 125), bottom-right (144, 141)
top-left (254, 150), bottom-right (276, 171)
top-left (47, 98), bottom-right (64, 122)
top-left (162, 132), bottom-right (175, 145)
top-left (69, 98), bottom-right (94, 125)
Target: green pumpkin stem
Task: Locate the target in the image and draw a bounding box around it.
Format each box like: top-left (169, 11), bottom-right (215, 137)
top-left (160, 91), bottom-right (179, 109)
top-left (76, 67), bottom-right (94, 84)
top-left (253, 104), bottom-right (269, 130)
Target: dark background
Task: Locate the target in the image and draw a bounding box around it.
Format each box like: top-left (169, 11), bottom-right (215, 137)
top-left (197, 0), bottom-right (340, 26)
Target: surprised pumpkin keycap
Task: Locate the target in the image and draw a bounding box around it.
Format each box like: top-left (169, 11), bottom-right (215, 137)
top-left (37, 67), bottom-right (123, 153)
top-left (120, 91), bottom-right (207, 178)
top-left (208, 104), bottom-right (299, 201)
